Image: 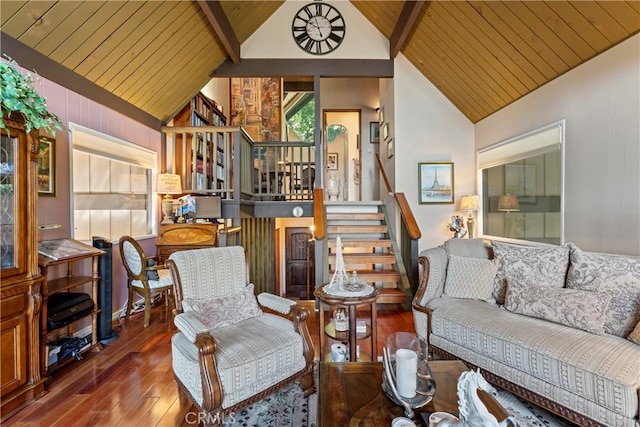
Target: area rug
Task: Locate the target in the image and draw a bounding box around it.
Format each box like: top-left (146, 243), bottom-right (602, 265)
top-left (223, 371), bottom-right (573, 427)
top-left (495, 389), bottom-right (575, 427)
top-left (224, 379), bottom-right (317, 427)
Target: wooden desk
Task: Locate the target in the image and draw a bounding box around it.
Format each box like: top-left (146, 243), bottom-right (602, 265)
top-left (156, 223), bottom-right (218, 264)
top-left (318, 360), bottom-right (509, 427)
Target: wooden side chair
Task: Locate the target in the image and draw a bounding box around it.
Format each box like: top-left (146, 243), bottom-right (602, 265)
top-left (165, 246), bottom-right (315, 421)
top-left (118, 235), bottom-right (173, 327)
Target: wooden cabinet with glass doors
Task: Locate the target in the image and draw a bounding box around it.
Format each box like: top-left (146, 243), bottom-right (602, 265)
top-left (0, 114), bottom-right (46, 421)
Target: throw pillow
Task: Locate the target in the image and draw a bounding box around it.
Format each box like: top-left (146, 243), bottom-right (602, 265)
top-left (182, 283), bottom-right (262, 329)
top-left (443, 255), bottom-right (497, 303)
top-left (566, 243), bottom-right (640, 337)
top-left (628, 321), bottom-right (640, 345)
top-left (504, 283), bottom-right (610, 335)
top-left (443, 238), bottom-right (493, 259)
top-left (492, 241), bottom-right (569, 304)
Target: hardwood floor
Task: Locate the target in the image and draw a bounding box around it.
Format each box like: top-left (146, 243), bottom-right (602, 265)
top-left (3, 301), bottom-right (415, 426)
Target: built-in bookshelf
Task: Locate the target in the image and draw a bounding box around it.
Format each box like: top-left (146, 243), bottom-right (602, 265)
top-left (173, 92), bottom-right (227, 193)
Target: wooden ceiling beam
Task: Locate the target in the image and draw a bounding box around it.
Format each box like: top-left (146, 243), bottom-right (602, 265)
top-left (210, 58), bottom-right (394, 78)
top-left (197, 0), bottom-right (240, 64)
top-left (390, 1), bottom-right (427, 59)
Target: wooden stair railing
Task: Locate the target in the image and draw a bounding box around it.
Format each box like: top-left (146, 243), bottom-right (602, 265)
top-left (375, 153), bottom-right (422, 296)
top-left (313, 188), bottom-right (325, 240)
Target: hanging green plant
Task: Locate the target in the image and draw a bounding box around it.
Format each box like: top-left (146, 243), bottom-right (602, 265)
top-left (1, 57), bottom-right (64, 135)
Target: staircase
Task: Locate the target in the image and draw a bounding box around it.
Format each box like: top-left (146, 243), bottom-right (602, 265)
top-left (325, 201), bottom-right (408, 305)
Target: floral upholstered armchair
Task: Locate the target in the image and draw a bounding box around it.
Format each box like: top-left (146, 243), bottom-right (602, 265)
top-left (165, 246), bottom-right (315, 421)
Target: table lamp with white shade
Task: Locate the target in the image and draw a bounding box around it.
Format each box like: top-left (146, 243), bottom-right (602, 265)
top-left (156, 174), bottom-right (182, 224)
top-left (459, 195), bottom-right (479, 238)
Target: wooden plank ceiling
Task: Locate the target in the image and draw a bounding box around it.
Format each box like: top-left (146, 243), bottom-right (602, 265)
top-left (1, 1), bottom-right (638, 124)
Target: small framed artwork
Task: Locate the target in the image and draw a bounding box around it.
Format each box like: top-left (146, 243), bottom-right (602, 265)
top-left (370, 122), bottom-right (380, 144)
top-left (387, 138), bottom-right (394, 159)
top-left (38, 137), bottom-right (55, 196)
top-left (381, 123), bottom-right (389, 141)
top-left (327, 153), bottom-right (339, 170)
top-left (378, 106), bottom-right (385, 125)
top-left (418, 162), bottom-right (454, 204)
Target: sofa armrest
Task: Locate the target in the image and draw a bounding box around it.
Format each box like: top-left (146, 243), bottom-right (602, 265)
top-left (413, 247), bottom-right (447, 308)
top-left (257, 292), bottom-right (296, 314)
top-left (174, 312), bottom-right (210, 342)
top-left (257, 292), bottom-right (315, 364)
top-left (174, 312), bottom-right (222, 411)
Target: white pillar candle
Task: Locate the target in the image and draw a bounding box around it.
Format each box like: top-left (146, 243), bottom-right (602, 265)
top-left (395, 349), bottom-right (417, 398)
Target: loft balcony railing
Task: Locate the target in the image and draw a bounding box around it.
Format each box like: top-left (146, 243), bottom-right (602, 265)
top-left (241, 139), bottom-right (316, 201)
top-left (162, 126), bottom-right (422, 300)
top-left (162, 126), bottom-right (317, 202)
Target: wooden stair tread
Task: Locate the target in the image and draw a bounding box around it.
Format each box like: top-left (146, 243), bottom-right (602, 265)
top-left (328, 239), bottom-right (392, 248)
top-left (327, 225), bottom-right (387, 233)
top-left (326, 212), bottom-right (385, 220)
top-left (329, 269), bottom-right (401, 282)
top-left (328, 253), bottom-right (396, 264)
top-left (377, 288), bottom-right (407, 304)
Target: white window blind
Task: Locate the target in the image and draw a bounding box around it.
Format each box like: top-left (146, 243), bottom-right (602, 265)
top-left (71, 125), bottom-right (156, 169)
top-left (70, 124), bottom-right (156, 240)
top-left (478, 123), bottom-right (562, 170)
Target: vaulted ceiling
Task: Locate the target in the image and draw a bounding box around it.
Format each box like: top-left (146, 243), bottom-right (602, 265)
top-left (1, 1), bottom-right (638, 126)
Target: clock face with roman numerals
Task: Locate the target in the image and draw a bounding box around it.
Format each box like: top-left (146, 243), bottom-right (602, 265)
top-left (292, 2), bottom-right (345, 55)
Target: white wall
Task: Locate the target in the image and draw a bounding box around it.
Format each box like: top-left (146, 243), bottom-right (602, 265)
top-left (475, 35), bottom-right (640, 256)
top-left (202, 77), bottom-right (230, 119)
top-left (392, 55), bottom-right (476, 250)
top-left (243, 0), bottom-right (388, 60)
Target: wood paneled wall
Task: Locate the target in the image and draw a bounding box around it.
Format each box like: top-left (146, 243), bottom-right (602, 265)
top-left (241, 217), bottom-right (275, 295)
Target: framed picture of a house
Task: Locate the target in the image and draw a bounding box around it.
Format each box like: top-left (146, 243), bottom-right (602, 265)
top-left (418, 162), bottom-right (454, 204)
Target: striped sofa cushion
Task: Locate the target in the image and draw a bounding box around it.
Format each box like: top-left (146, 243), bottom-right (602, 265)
top-left (429, 298), bottom-right (640, 426)
top-left (172, 313), bottom-right (306, 408)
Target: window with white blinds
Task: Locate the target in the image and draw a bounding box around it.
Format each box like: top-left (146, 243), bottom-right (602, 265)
top-left (70, 124), bottom-right (157, 241)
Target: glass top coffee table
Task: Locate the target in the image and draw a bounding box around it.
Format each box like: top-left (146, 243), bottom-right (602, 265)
top-left (318, 360), bottom-right (509, 426)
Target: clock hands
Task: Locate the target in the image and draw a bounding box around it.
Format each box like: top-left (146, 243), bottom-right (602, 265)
top-left (307, 17), bottom-right (325, 39)
top-left (314, 17), bottom-right (326, 39)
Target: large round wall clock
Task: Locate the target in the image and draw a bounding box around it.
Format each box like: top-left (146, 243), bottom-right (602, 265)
top-left (292, 2), bottom-right (346, 55)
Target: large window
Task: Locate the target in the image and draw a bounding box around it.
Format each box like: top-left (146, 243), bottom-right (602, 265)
top-left (479, 121), bottom-right (564, 245)
top-left (71, 125), bottom-right (156, 241)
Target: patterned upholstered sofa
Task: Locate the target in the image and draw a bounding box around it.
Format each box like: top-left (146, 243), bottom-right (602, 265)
top-left (412, 238), bottom-right (640, 427)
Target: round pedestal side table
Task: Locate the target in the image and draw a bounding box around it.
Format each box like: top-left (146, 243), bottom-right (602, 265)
top-left (315, 284), bottom-right (380, 362)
